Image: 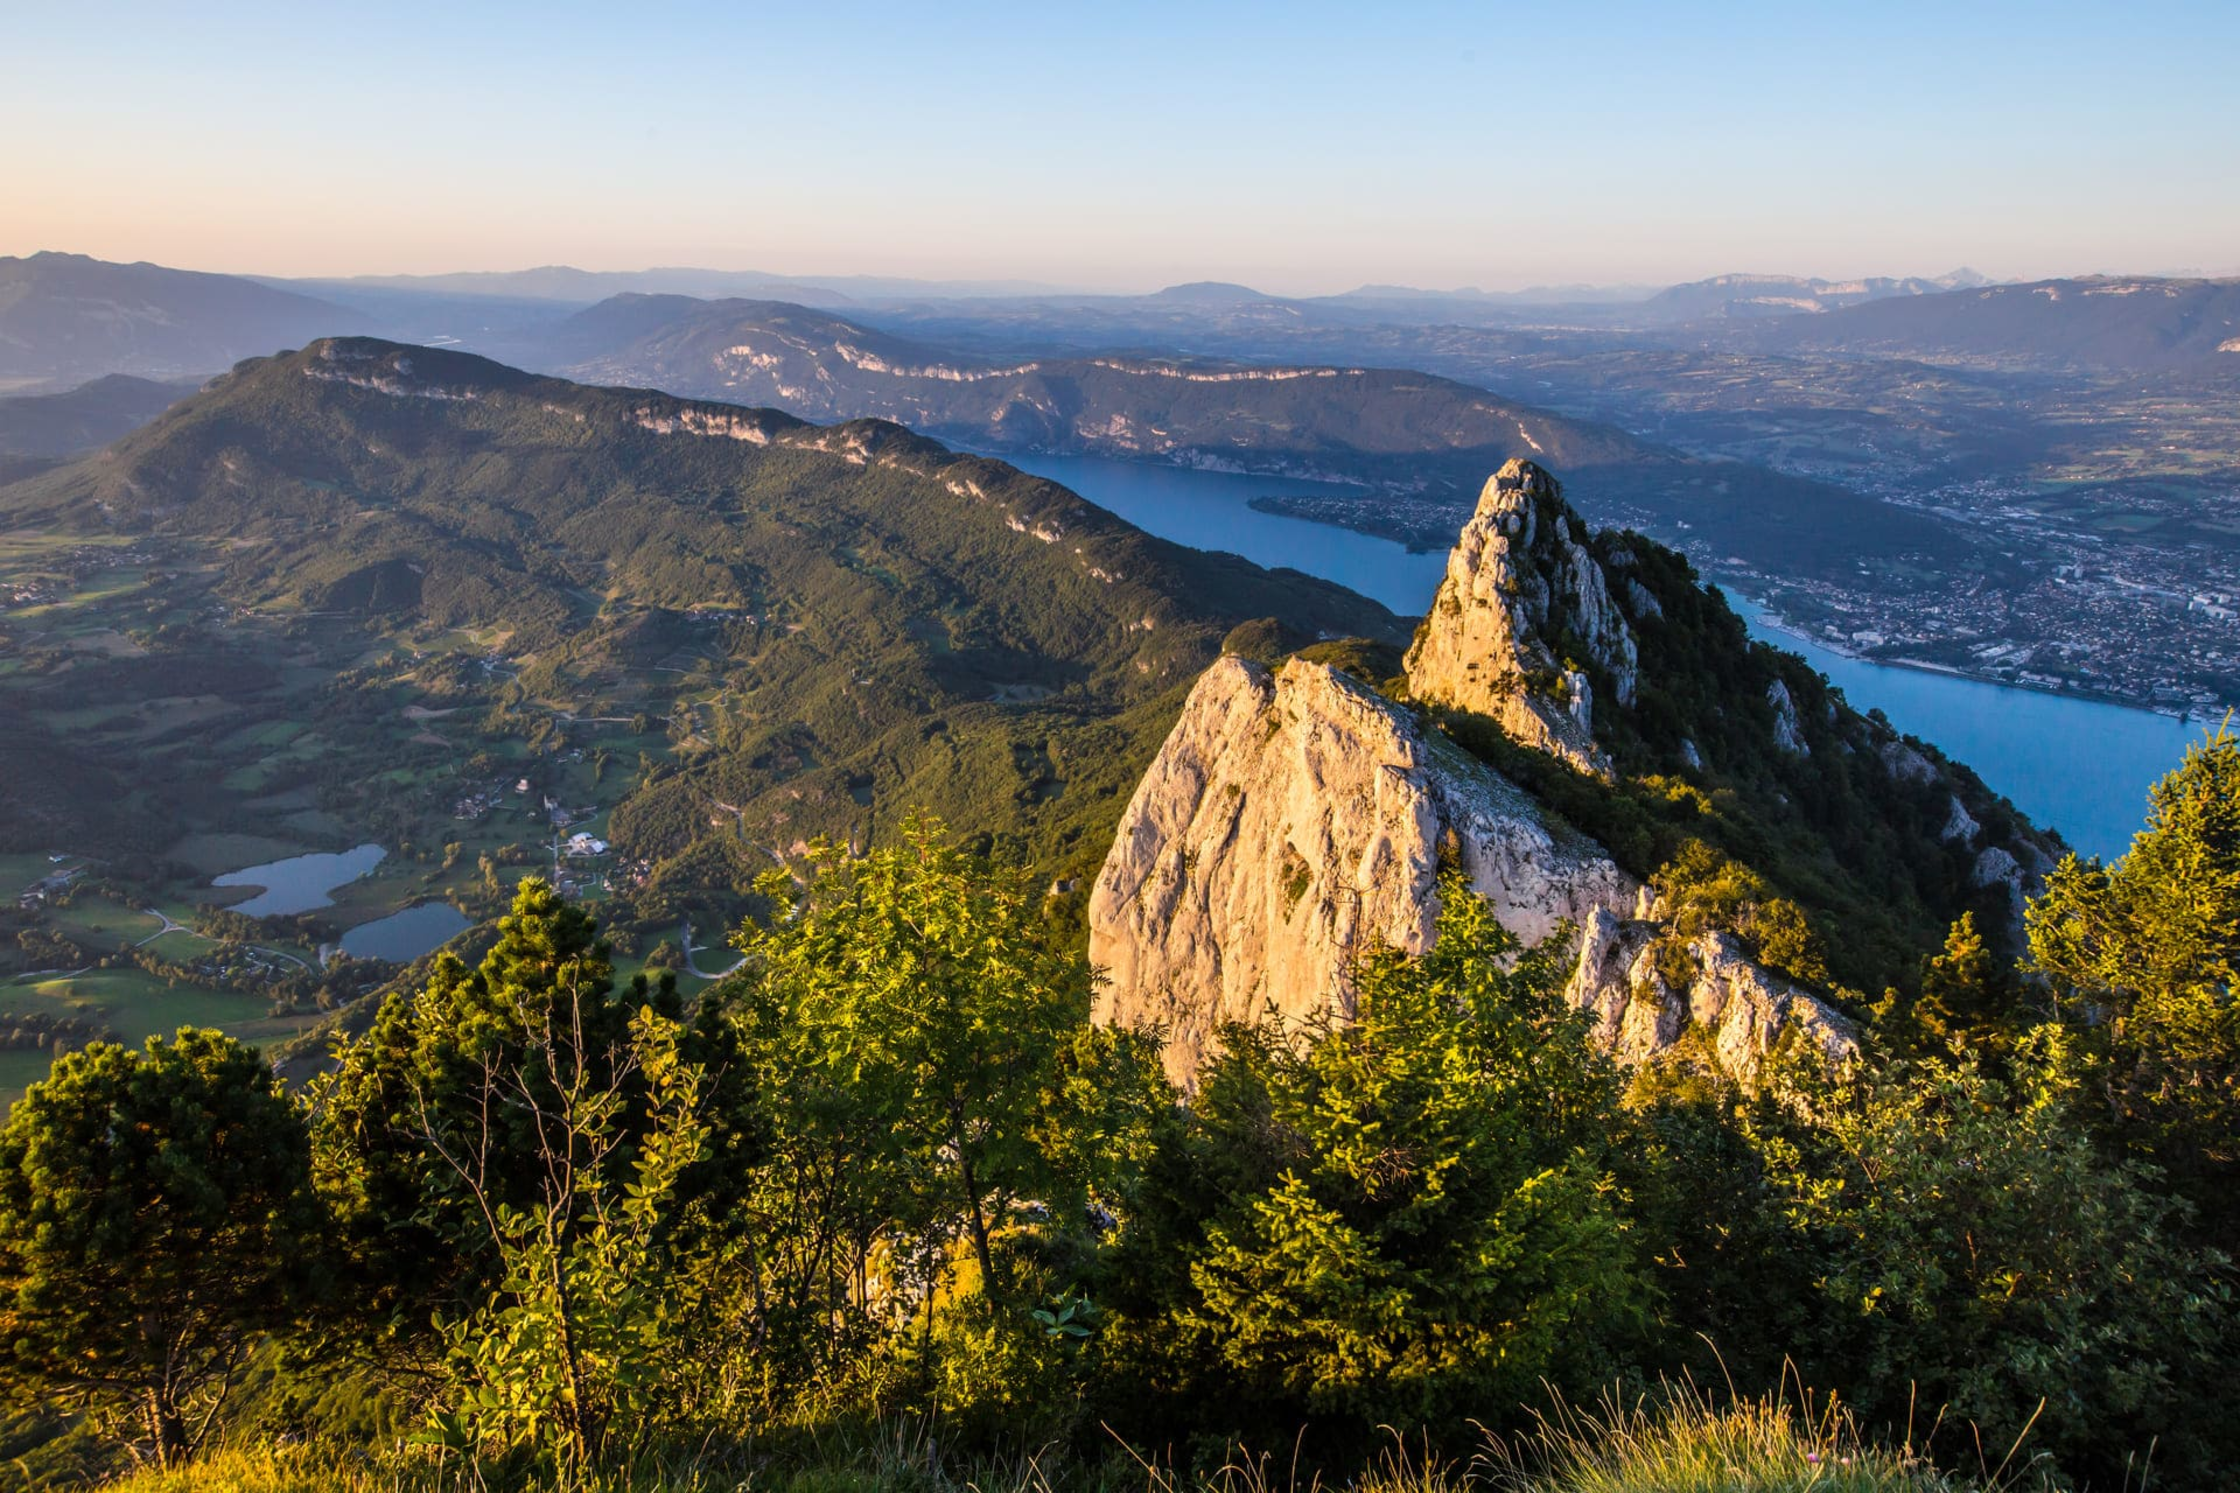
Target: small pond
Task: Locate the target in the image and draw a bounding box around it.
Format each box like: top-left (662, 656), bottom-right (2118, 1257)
top-left (340, 902), bottom-right (473, 963)
top-left (213, 843), bottom-right (386, 917)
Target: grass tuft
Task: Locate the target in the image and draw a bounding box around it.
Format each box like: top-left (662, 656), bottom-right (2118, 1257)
top-left (87, 1388), bottom-right (2056, 1493)
top-left (1475, 1381), bottom-right (2052, 1493)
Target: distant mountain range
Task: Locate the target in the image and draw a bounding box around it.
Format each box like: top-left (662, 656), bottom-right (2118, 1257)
top-left (0, 373), bottom-right (195, 467)
top-left (1737, 275), bottom-right (2240, 372)
top-left (504, 291), bottom-right (1964, 580)
top-left (262, 260), bottom-right (2002, 337)
top-left (530, 292), bottom-right (1644, 477)
top-left (0, 252), bottom-right (364, 386)
top-left (1635, 270), bottom-right (1992, 324)
top-left (275, 266), bottom-right (1081, 308)
top-left (17, 251), bottom-right (2232, 395)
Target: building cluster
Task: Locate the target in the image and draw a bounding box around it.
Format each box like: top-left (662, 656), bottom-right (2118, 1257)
top-left (16, 861), bottom-right (82, 910)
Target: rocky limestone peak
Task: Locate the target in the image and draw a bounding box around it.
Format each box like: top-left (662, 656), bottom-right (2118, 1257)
top-left (1403, 459), bottom-right (1639, 779)
top-left (1088, 653), bottom-right (1857, 1089)
top-left (1087, 654), bottom-right (1636, 1084)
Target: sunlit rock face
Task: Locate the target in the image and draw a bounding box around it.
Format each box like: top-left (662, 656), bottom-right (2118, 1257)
top-left (1564, 909), bottom-right (1859, 1083)
top-left (1088, 457), bottom-right (1876, 1089)
top-left (1403, 459), bottom-right (1638, 779)
top-left (1087, 656), bottom-right (1633, 1084)
top-left (1087, 656), bottom-right (1857, 1086)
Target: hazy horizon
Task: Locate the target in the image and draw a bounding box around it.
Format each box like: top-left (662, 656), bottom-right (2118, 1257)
top-left (7, 1), bottom-right (2239, 295)
top-left (12, 246), bottom-right (2240, 303)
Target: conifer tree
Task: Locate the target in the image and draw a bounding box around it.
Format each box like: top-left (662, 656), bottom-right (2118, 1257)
top-left (312, 879), bottom-right (682, 1345)
top-left (0, 1030), bottom-right (320, 1468)
top-left (2027, 725), bottom-right (2240, 1230)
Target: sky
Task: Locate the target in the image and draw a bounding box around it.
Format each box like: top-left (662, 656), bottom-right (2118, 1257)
top-left (6, 0), bottom-right (2238, 295)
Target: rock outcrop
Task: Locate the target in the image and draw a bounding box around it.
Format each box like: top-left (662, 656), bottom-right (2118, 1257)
top-left (1766, 679), bottom-right (1810, 755)
top-left (1403, 460), bottom-right (1638, 778)
top-left (1088, 655), bottom-right (1635, 1083)
top-left (1565, 909), bottom-right (1858, 1083)
top-left (1086, 453), bottom-right (2051, 1089)
top-left (1088, 653), bottom-right (1856, 1087)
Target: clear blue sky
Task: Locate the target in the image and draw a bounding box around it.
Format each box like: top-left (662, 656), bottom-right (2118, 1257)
top-left (7, 0), bottom-right (2236, 292)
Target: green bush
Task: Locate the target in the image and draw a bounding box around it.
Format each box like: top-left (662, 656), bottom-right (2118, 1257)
top-left (1104, 878), bottom-right (1642, 1445)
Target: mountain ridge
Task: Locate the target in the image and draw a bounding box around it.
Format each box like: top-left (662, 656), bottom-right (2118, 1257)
top-left (505, 291), bottom-right (1969, 579)
top-left (0, 372), bottom-right (193, 461)
top-left (0, 252), bottom-right (364, 385)
top-left (0, 337), bottom-right (1400, 906)
top-left (1735, 274), bottom-right (2240, 371)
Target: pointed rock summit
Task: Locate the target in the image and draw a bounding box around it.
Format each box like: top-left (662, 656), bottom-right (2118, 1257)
top-left (1404, 460), bottom-right (1639, 778)
top-left (1088, 461), bottom-right (1878, 1088)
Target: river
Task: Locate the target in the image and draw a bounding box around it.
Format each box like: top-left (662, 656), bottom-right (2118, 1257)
top-left (998, 450), bottom-right (2206, 861)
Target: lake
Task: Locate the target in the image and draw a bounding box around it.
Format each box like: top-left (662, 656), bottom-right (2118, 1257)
top-left (1724, 597), bottom-right (2201, 862)
top-left (213, 843), bottom-right (387, 917)
top-left (987, 451), bottom-right (1445, 614)
top-left (1000, 450), bottom-right (2203, 861)
top-left (340, 902), bottom-right (472, 963)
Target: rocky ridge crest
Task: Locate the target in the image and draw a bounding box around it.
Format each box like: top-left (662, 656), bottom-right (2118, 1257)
top-left (1084, 457), bottom-right (2081, 1087)
top-left (1567, 908), bottom-right (1858, 1082)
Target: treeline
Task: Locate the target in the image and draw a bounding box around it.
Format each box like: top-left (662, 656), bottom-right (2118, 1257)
top-left (0, 1010), bottom-right (115, 1056)
top-left (1, 735), bottom-right (2237, 1491)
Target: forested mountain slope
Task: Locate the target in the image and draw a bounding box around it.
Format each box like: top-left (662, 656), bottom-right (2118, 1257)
top-left (0, 338), bottom-right (1398, 917)
top-left (0, 253), bottom-right (362, 386)
top-left (0, 374), bottom-right (192, 459)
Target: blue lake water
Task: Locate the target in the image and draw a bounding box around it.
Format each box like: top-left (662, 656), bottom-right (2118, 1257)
top-left (999, 450), bottom-right (2204, 861)
top-left (340, 902), bottom-right (472, 963)
top-left (1722, 597), bottom-right (2200, 862)
top-left (213, 843), bottom-right (387, 917)
top-left (989, 451), bottom-right (1446, 614)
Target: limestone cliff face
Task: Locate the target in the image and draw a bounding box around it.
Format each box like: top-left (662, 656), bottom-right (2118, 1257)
top-left (1403, 459), bottom-right (1639, 778)
top-left (1087, 655), bottom-right (1635, 1083)
top-left (1087, 653), bottom-right (1855, 1087)
top-left (1565, 909), bottom-right (1858, 1083)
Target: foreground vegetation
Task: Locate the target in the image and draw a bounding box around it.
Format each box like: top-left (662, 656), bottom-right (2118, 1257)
top-left (86, 1386), bottom-right (2022, 1493)
top-left (4, 727), bottom-right (2236, 1491)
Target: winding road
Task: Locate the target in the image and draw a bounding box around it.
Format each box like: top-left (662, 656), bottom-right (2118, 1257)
top-left (679, 921), bottom-right (747, 980)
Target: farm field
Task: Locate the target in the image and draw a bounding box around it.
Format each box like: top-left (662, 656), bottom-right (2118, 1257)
top-left (0, 968), bottom-right (313, 1110)
top-left (0, 536), bottom-right (759, 1109)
